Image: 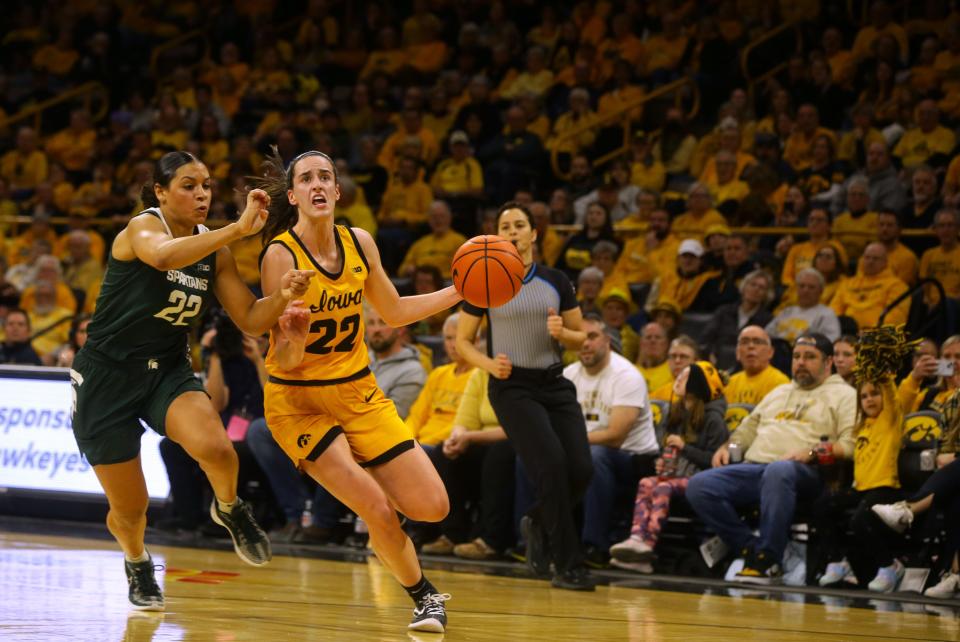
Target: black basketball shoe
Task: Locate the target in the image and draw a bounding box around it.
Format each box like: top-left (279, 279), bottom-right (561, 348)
top-left (408, 592), bottom-right (451, 633)
top-left (210, 498), bottom-right (272, 566)
top-left (125, 554), bottom-right (164, 611)
top-left (520, 515), bottom-right (551, 577)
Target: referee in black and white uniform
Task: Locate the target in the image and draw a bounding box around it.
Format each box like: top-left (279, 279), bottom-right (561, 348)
top-left (457, 201), bottom-right (595, 591)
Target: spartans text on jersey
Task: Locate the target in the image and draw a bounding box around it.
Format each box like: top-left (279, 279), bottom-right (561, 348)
top-left (166, 270), bottom-right (209, 291)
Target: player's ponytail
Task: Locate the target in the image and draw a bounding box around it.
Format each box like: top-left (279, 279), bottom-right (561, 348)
top-left (139, 151), bottom-right (201, 209)
top-left (250, 146), bottom-right (338, 244)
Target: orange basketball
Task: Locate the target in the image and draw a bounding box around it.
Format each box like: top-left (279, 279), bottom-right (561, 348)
top-left (451, 235), bottom-right (525, 308)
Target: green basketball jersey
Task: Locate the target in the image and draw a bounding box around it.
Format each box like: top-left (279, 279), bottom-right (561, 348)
top-left (84, 208), bottom-right (217, 361)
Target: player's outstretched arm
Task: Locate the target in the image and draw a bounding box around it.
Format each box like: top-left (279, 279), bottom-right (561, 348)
top-left (354, 227), bottom-right (462, 327)
top-left (260, 243), bottom-right (311, 370)
top-left (214, 245), bottom-right (314, 336)
top-left (119, 189), bottom-right (272, 271)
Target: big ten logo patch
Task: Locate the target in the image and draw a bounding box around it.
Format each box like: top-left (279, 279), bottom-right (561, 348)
top-left (902, 412), bottom-right (943, 445)
top-left (166, 568), bottom-right (241, 584)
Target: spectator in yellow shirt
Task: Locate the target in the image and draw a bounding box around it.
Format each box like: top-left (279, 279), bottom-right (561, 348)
top-left (7, 214), bottom-right (58, 268)
top-left (500, 46), bottom-right (555, 100)
top-left (335, 176), bottom-right (377, 237)
top-left (644, 12), bottom-right (689, 75)
top-left (45, 109), bottom-right (96, 177)
top-left (671, 183), bottom-right (728, 242)
top-left (636, 322), bottom-right (672, 393)
top-left (710, 150), bottom-right (750, 209)
top-left (838, 104), bottom-right (886, 169)
top-left (430, 130), bottom-right (484, 227)
top-left (851, 1), bottom-right (909, 64)
top-left (547, 88), bottom-right (598, 156)
top-left (398, 201), bottom-right (466, 279)
top-left (379, 108), bottom-right (440, 171)
top-left (26, 280), bottom-right (73, 363)
top-left (833, 177), bottom-right (879, 261)
top-left (614, 208), bottom-right (680, 286)
top-left (530, 201), bottom-right (564, 267)
top-left (893, 100), bottom-right (957, 170)
top-left (405, 314), bottom-right (475, 448)
top-left (830, 243), bottom-right (910, 329)
top-left (782, 207), bottom-right (849, 286)
top-left (649, 335), bottom-right (699, 402)
top-left (1, 127), bottom-right (48, 198)
top-left (783, 104), bottom-right (836, 172)
top-left (919, 209), bottom-right (960, 306)
top-left (379, 156), bottom-right (433, 228)
top-left (19, 254), bottom-right (77, 314)
top-left (60, 231), bottom-right (104, 296)
top-left (725, 326), bottom-right (790, 406)
top-left (876, 211), bottom-right (919, 286)
top-left (628, 133), bottom-right (666, 193)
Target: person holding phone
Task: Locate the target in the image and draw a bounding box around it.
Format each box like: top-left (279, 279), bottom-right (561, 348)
top-left (899, 336), bottom-right (960, 431)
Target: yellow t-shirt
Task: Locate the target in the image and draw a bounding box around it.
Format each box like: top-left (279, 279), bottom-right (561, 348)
top-left (830, 269), bottom-right (910, 329)
top-left (405, 363), bottom-right (475, 446)
top-left (430, 158), bottom-right (483, 195)
top-left (638, 360), bottom-right (672, 393)
top-left (0, 150), bottom-right (48, 190)
top-left (783, 128), bottom-right (837, 172)
top-left (45, 129), bottom-right (96, 172)
top-left (893, 126), bottom-right (957, 169)
top-left (629, 160), bottom-right (666, 193)
top-left (657, 269), bottom-right (720, 311)
top-left (781, 239), bottom-right (849, 285)
top-left (28, 305), bottom-right (74, 358)
top-left (452, 369), bottom-right (500, 431)
top-left (340, 201), bottom-right (377, 237)
top-left (886, 242), bottom-right (919, 286)
top-left (671, 209), bottom-right (728, 242)
top-left (855, 380), bottom-right (917, 491)
top-left (832, 211), bottom-right (879, 260)
top-left (725, 366), bottom-right (789, 406)
top-left (837, 128), bottom-right (886, 163)
top-left (920, 244), bottom-right (960, 302)
top-left (378, 180), bottom-right (433, 226)
top-left (398, 230), bottom-right (467, 279)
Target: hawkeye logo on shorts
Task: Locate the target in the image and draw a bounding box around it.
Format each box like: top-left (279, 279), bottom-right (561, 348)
top-left (297, 434), bottom-right (311, 448)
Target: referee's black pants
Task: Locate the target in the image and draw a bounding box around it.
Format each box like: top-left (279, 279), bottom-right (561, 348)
top-left (489, 366), bottom-right (593, 572)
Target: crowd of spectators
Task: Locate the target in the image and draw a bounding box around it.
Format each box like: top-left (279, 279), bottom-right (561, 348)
top-left (1, 0), bottom-right (960, 600)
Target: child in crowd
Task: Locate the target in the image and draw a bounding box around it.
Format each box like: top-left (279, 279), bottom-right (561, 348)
top-left (814, 326), bottom-right (919, 592)
top-left (609, 361), bottom-right (728, 572)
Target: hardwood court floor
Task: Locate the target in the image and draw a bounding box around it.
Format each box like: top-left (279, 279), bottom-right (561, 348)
top-left (0, 532), bottom-right (957, 642)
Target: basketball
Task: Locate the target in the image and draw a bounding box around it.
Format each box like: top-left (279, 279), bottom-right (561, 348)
top-left (451, 235), bottom-right (525, 308)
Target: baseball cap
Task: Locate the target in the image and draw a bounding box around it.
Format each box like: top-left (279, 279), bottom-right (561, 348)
top-left (599, 286), bottom-right (638, 314)
top-left (795, 332), bottom-right (834, 357)
top-left (704, 224), bottom-right (731, 239)
top-left (449, 130), bottom-right (469, 145)
top-left (678, 239), bottom-right (704, 257)
top-left (650, 299), bottom-right (681, 318)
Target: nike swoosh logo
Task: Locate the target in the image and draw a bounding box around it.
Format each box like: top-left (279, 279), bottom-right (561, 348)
top-left (364, 390), bottom-right (375, 403)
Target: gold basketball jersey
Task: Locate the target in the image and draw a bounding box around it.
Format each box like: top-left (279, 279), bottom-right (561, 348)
top-left (265, 225), bottom-right (370, 384)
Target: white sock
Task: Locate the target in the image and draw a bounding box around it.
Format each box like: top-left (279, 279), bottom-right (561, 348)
top-left (126, 549), bottom-right (149, 563)
top-left (217, 497), bottom-right (238, 513)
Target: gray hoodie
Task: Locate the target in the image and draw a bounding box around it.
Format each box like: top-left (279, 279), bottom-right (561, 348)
top-left (368, 345), bottom-right (427, 419)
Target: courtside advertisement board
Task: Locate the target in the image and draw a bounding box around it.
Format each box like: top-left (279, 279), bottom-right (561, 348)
top-left (0, 366), bottom-right (170, 500)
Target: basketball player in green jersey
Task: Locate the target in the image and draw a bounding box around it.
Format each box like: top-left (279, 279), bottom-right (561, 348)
top-left (70, 151), bottom-right (315, 611)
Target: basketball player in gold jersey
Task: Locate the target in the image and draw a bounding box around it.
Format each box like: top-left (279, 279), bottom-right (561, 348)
top-left (255, 150), bottom-right (461, 634)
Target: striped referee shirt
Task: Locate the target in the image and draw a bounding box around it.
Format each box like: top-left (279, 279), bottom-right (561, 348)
top-left (462, 263), bottom-right (578, 370)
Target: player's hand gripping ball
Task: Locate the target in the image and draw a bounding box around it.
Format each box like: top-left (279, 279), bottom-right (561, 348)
top-left (451, 235), bottom-right (525, 308)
